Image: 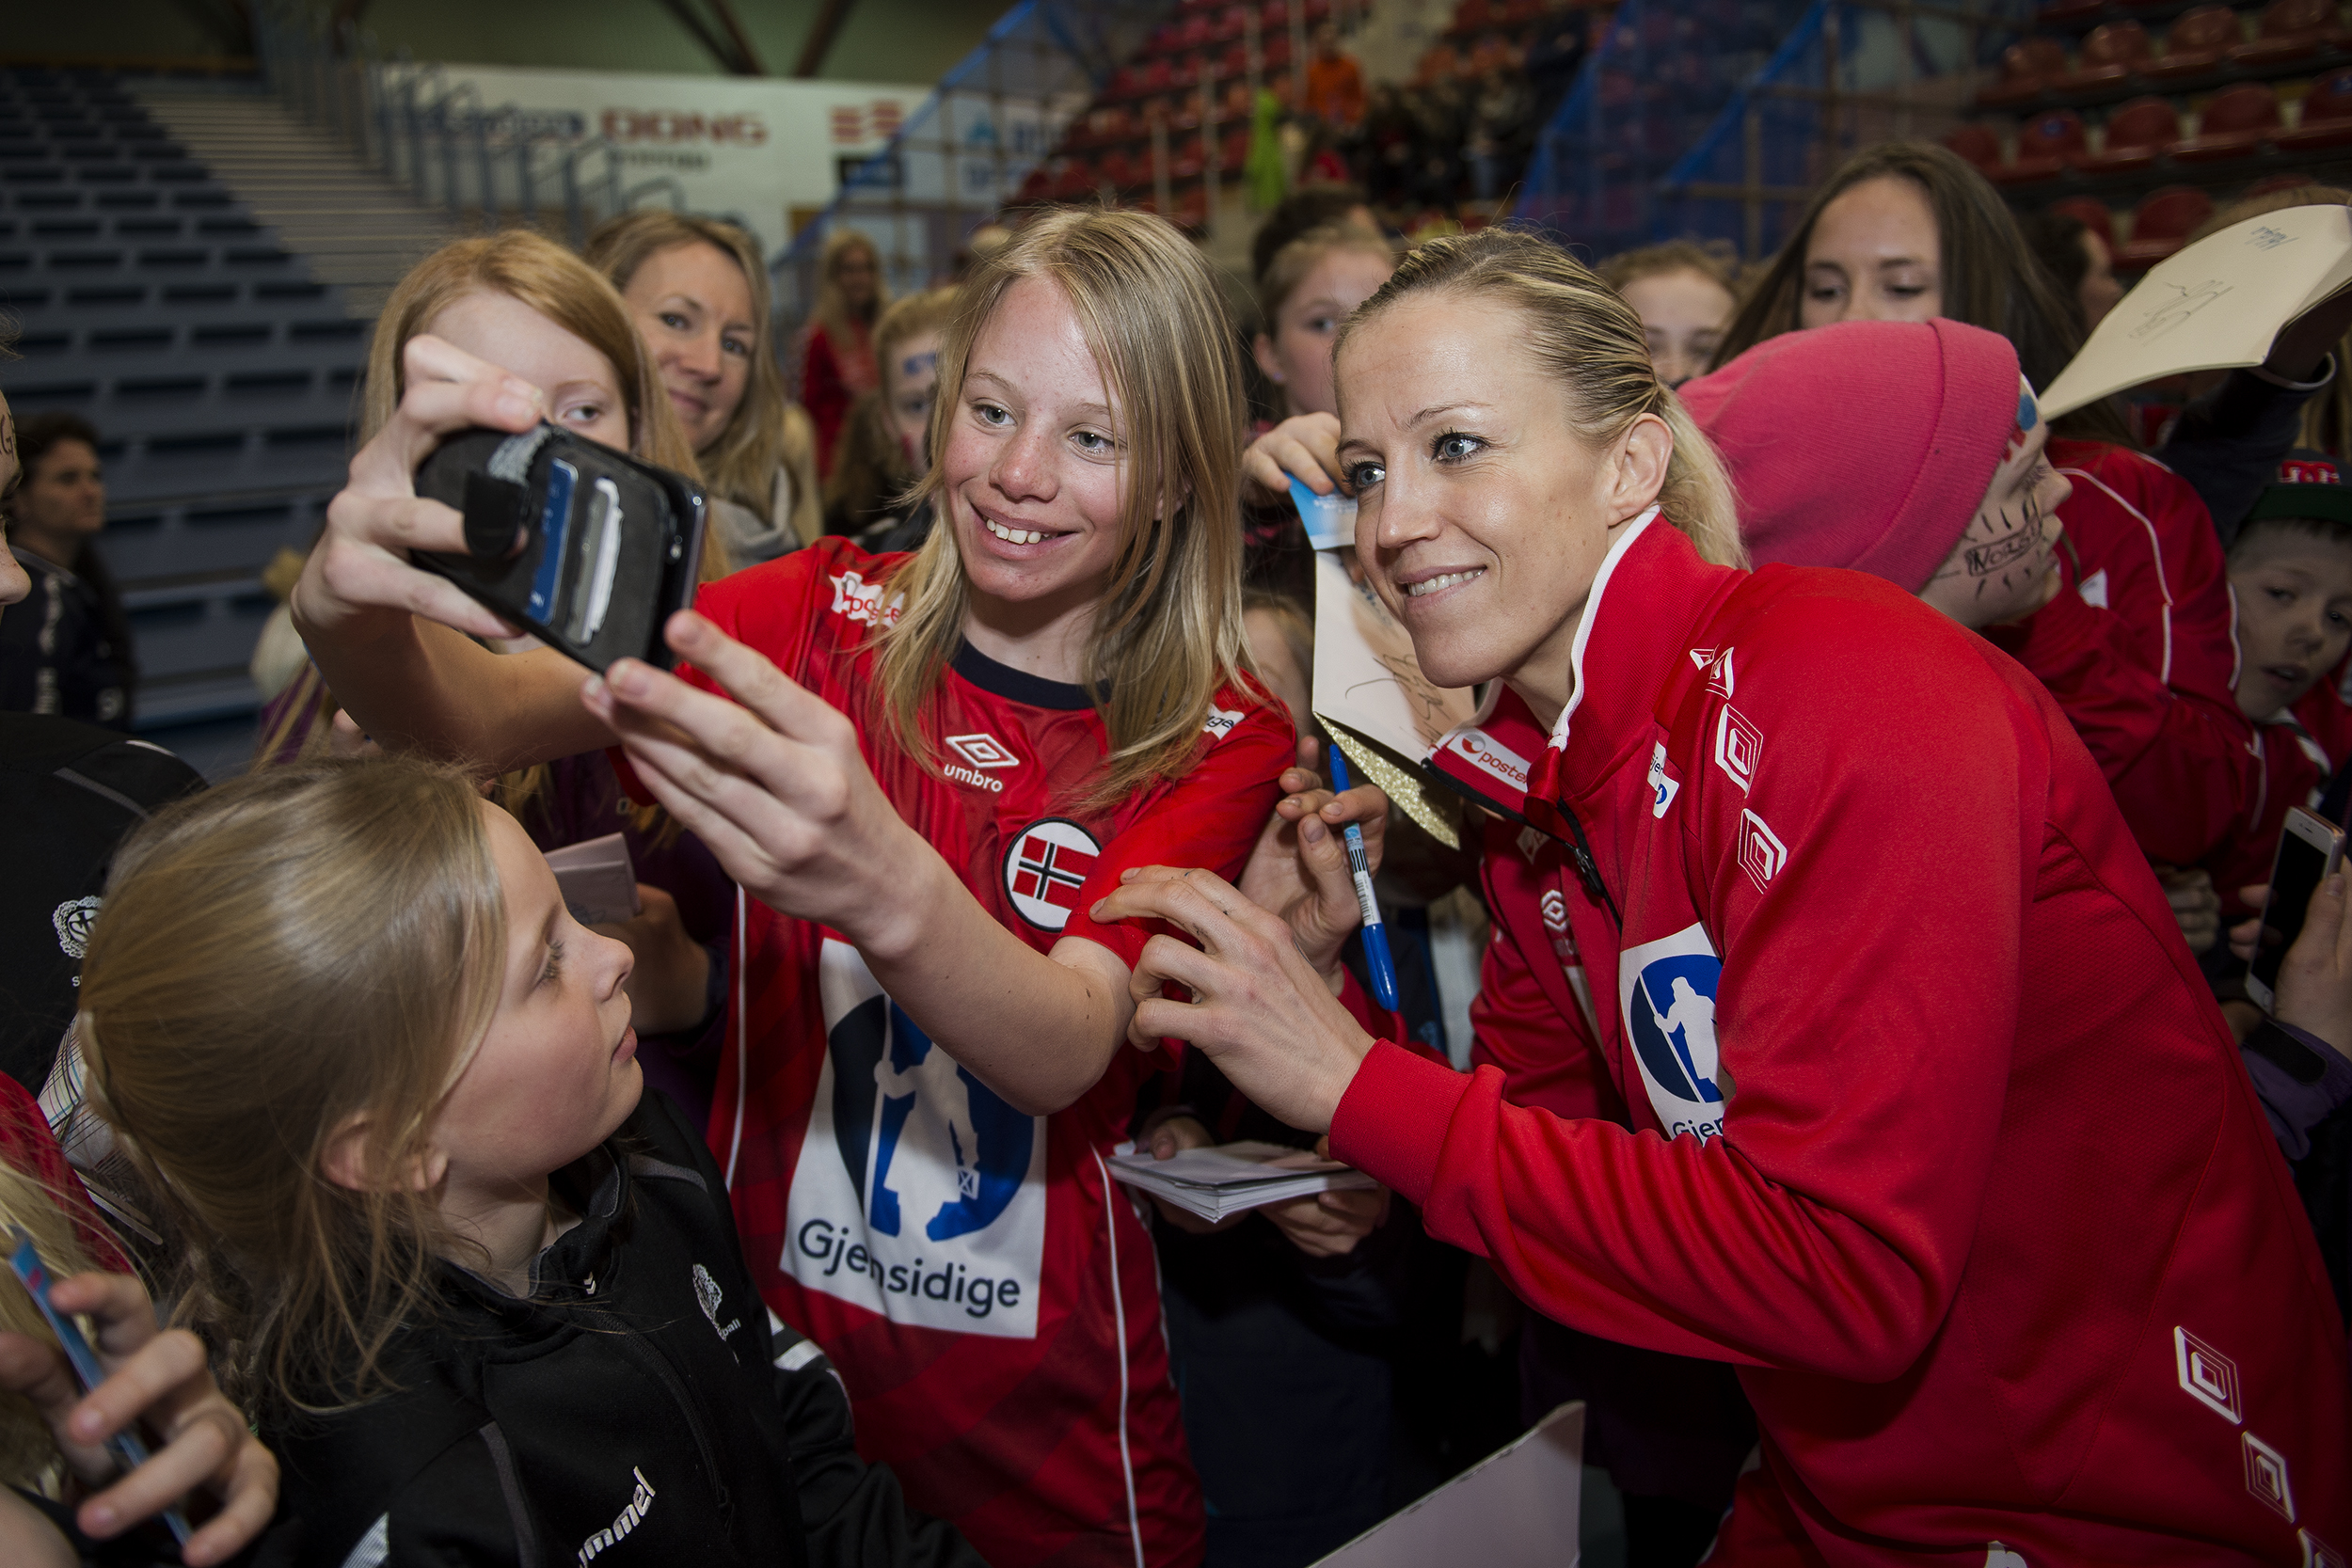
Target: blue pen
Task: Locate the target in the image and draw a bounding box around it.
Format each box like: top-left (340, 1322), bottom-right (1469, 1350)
top-left (1324, 745), bottom-right (1401, 1011)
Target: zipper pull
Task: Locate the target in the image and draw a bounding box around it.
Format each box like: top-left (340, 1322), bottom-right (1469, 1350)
top-left (1569, 842), bottom-right (1605, 904)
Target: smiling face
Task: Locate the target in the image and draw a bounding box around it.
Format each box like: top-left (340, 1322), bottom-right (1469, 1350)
top-left (1918, 378), bottom-right (2072, 629)
top-left (1255, 245), bottom-right (1396, 419)
top-left (1621, 267), bottom-right (1736, 388)
top-left (2230, 525), bottom-right (2352, 721)
top-left (619, 241), bottom-right (755, 454)
top-left (1800, 176), bottom-right (1943, 328)
top-left (941, 276), bottom-right (1134, 625)
top-left (1336, 292), bottom-right (1664, 717)
top-left (424, 802), bottom-right (641, 1203)
top-left (426, 289), bottom-right (633, 451)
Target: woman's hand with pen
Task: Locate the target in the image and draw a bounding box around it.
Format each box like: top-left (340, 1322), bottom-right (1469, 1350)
top-left (1234, 766), bottom-right (1391, 990)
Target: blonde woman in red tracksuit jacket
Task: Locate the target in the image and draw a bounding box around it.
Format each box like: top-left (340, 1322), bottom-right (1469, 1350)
top-left (1096, 232), bottom-right (2352, 1563)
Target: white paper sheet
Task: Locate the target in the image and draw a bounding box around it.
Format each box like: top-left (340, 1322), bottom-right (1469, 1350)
top-left (544, 832), bottom-right (641, 927)
top-left (2040, 205), bottom-right (2352, 418)
top-left (1313, 1401), bottom-right (1586, 1567)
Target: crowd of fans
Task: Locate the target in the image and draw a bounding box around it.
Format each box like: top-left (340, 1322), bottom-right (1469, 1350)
top-left (2, 119), bottom-right (2352, 1568)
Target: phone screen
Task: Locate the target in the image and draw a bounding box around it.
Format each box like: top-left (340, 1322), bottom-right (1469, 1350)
top-left (2253, 827), bottom-right (2338, 997)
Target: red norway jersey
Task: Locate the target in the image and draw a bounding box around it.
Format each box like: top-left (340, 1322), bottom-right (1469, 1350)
top-left (688, 540), bottom-right (1290, 1568)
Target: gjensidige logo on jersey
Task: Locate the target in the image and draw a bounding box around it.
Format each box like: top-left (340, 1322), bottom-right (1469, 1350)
top-left (1617, 924), bottom-right (1727, 1142)
top-left (784, 941), bottom-right (1047, 1337)
top-left (1002, 818), bottom-right (1102, 932)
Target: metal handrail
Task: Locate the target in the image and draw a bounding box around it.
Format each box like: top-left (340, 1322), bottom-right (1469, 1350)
top-left (251, 2), bottom-right (696, 245)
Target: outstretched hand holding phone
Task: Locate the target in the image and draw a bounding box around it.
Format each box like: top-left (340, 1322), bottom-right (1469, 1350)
top-left (0, 1271), bottom-right (277, 1564)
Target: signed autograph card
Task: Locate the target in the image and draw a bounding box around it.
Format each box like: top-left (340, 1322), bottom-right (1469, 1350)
top-left (2040, 204), bottom-right (2352, 418)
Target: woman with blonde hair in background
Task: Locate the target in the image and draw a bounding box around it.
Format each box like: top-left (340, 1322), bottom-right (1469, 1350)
top-left (801, 228), bottom-right (888, 481)
top-left (287, 207), bottom-right (1328, 1566)
top-left (587, 210), bottom-right (823, 562)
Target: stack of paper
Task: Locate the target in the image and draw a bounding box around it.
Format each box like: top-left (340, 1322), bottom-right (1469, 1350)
top-left (1108, 1139), bottom-right (1377, 1224)
top-left (2040, 204), bottom-right (2352, 418)
top-left (544, 832), bottom-right (642, 926)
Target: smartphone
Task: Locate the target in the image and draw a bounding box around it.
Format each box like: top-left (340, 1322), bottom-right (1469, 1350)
top-left (2248, 805), bottom-right (2347, 1013)
top-left (412, 424), bottom-right (707, 673)
top-left (4, 1227), bottom-right (192, 1546)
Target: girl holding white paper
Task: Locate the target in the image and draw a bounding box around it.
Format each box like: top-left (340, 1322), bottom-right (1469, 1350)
top-left (1094, 228), bottom-right (2352, 1564)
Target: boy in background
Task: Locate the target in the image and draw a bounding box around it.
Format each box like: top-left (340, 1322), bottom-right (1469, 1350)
top-left (2209, 454), bottom-right (2352, 934)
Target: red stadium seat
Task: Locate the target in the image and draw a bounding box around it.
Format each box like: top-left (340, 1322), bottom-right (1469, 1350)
top-left (1456, 0), bottom-right (1495, 28)
top-left (2060, 22), bottom-right (2152, 88)
top-left (1980, 36), bottom-right (2067, 107)
top-left (2039, 0), bottom-right (2102, 23)
top-left (1180, 13), bottom-right (1214, 48)
top-left (2232, 0), bottom-right (2347, 65)
top-left (1143, 57), bottom-right (1174, 93)
top-left (1016, 167), bottom-right (1053, 204)
top-left (2078, 96), bottom-right (2178, 172)
top-left (1944, 122), bottom-right (2003, 170)
top-left (1050, 159), bottom-right (1095, 200)
top-left (2049, 195), bottom-right (2116, 246)
top-left (1219, 40), bottom-right (1249, 76)
top-left (2114, 185), bottom-right (2216, 268)
top-left (2281, 68), bottom-right (2352, 150)
top-left (2170, 82), bottom-right (2281, 160)
top-left (1098, 149), bottom-right (1139, 189)
top-left (2142, 5), bottom-right (2242, 78)
top-left (1261, 0), bottom-right (1295, 32)
top-left (1263, 35), bottom-right (1295, 71)
top-left (1995, 108), bottom-right (2086, 182)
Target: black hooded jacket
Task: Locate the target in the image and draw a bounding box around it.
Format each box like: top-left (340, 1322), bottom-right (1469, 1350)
top-left (262, 1090), bottom-right (983, 1568)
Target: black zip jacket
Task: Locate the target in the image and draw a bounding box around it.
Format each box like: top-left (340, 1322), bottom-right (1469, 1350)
top-left (261, 1090), bottom-right (985, 1568)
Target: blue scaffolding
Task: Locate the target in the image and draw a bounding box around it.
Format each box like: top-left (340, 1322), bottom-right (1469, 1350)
top-left (1518, 0), bottom-right (2024, 262)
top-left (770, 0), bottom-right (1165, 318)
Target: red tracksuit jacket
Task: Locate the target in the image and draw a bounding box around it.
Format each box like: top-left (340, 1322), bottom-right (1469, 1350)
top-left (1984, 440), bottom-right (2257, 867)
top-left (1337, 514), bottom-right (2350, 1563)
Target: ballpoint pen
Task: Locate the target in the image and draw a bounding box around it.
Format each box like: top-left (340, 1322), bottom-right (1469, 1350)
top-left (1323, 743), bottom-right (1400, 1011)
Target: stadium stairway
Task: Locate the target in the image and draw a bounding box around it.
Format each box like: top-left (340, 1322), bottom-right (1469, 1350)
top-left (0, 68), bottom-right (448, 738)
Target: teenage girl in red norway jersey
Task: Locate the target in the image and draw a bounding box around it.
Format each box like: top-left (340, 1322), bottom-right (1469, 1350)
top-left (292, 211), bottom-right (1298, 1567)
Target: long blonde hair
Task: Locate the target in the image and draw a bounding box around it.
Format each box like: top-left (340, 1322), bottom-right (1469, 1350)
top-left (586, 211), bottom-right (791, 522)
top-left (1343, 229), bottom-right (1747, 568)
top-left (0, 1163), bottom-right (98, 1485)
top-left (882, 209), bottom-right (1254, 802)
top-left (811, 227), bottom-right (888, 341)
top-left (76, 758), bottom-right (508, 1415)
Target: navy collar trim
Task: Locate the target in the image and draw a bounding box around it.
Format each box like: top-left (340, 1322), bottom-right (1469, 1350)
top-left (951, 640), bottom-right (1099, 711)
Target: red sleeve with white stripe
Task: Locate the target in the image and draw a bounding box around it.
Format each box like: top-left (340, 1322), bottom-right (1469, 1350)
top-left (1986, 445), bottom-right (2255, 864)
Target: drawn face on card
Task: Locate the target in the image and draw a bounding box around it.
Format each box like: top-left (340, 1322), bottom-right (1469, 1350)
top-left (1918, 377), bottom-right (2072, 630)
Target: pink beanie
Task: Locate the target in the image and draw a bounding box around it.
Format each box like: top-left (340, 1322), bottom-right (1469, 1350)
top-left (1677, 318), bottom-right (2024, 594)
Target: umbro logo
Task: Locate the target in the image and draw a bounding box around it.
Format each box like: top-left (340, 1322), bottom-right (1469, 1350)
top-left (946, 733), bottom-right (1020, 769)
top-left (944, 733), bottom-right (1019, 792)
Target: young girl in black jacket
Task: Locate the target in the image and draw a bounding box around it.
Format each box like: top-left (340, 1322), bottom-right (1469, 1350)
top-left (70, 756), bottom-right (982, 1568)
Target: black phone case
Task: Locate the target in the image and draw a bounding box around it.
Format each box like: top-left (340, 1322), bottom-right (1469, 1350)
top-left (413, 424), bottom-right (707, 673)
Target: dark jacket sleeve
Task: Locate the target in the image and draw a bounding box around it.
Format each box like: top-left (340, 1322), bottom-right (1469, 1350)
top-left (2157, 363), bottom-right (2330, 546)
top-left (766, 1326), bottom-right (989, 1568)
